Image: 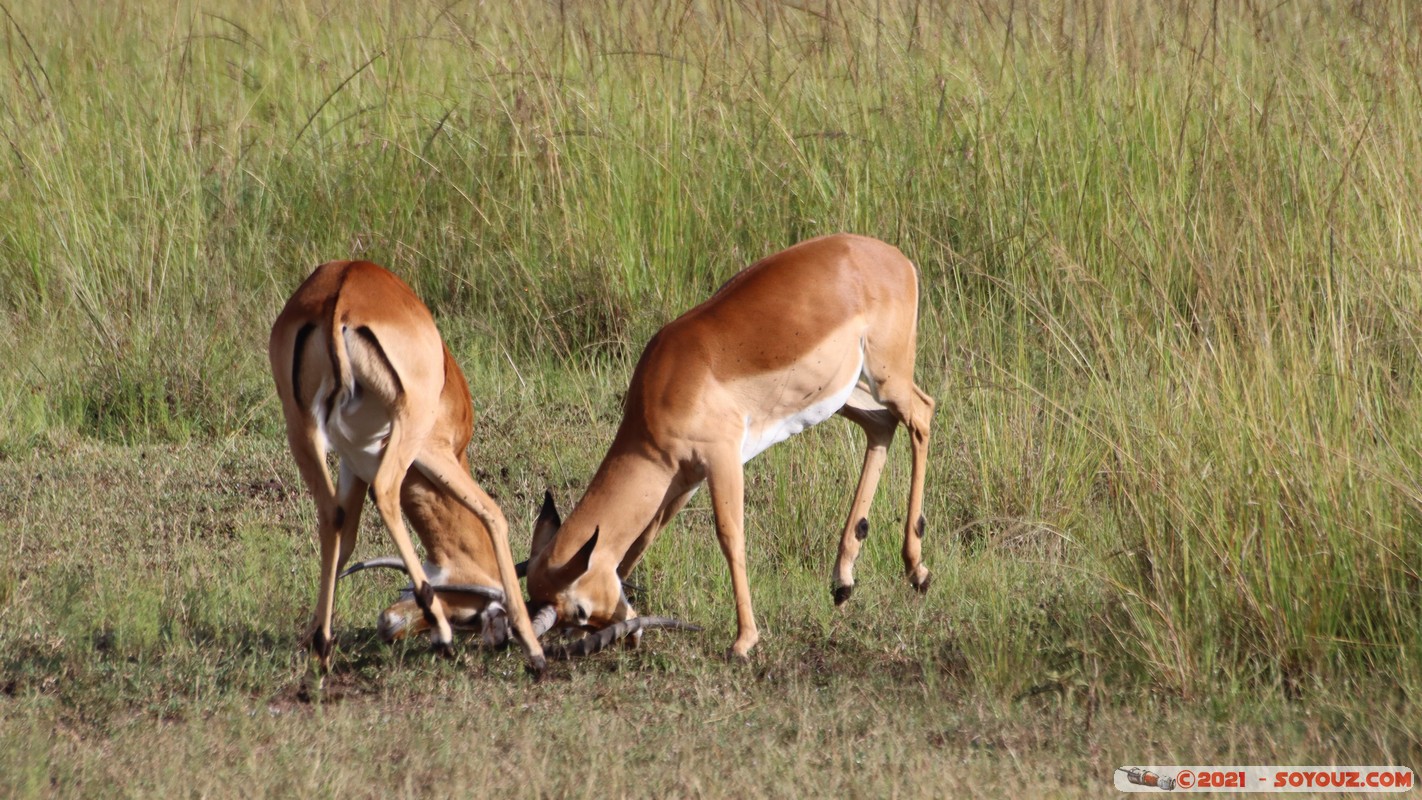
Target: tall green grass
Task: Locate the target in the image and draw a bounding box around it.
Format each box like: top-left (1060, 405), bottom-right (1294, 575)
top-left (4, 0), bottom-right (1422, 699)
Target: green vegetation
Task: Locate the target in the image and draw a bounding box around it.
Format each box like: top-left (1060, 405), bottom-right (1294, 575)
top-left (3, 1), bottom-right (1421, 794)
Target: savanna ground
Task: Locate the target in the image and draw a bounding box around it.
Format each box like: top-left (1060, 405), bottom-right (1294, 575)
top-left (3, 1), bottom-right (1422, 796)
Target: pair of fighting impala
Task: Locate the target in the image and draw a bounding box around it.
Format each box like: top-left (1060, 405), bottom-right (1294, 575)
top-left (269, 233), bottom-right (936, 674)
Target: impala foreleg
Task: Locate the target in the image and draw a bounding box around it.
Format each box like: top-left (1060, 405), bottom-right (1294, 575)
top-left (707, 454), bottom-right (758, 659)
top-left (618, 483), bottom-right (696, 580)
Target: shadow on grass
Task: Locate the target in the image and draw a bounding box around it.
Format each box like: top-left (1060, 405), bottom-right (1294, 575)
top-left (755, 625), bottom-right (974, 691)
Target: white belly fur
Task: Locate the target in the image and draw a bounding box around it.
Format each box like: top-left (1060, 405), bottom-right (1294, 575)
top-left (739, 350), bottom-right (866, 464)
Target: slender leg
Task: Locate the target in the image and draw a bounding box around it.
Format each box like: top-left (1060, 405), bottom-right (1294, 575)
top-left (831, 404), bottom-right (898, 605)
top-left (613, 483), bottom-right (697, 649)
top-left (333, 463), bottom-right (367, 574)
top-left (706, 453), bottom-right (758, 659)
top-left (863, 320), bottom-right (937, 595)
top-left (302, 462), bottom-right (371, 669)
top-left (413, 450), bottom-right (548, 673)
top-left (894, 385), bottom-right (935, 591)
top-left (281, 416), bottom-right (346, 670)
top-left (371, 420), bottom-right (454, 651)
top-left (619, 484), bottom-right (697, 580)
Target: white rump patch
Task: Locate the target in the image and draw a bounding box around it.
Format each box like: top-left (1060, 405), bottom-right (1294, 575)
top-left (325, 386), bottom-right (392, 484)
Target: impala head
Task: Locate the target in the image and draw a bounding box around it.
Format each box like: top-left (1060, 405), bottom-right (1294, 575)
top-left (339, 490), bottom-right (701, 658)
top-left (337, 557), bottom-right (511, 646)
top-left (525, 492), bottom-right (629, 631)
top-left (375, 592), bottom-right (509, 646)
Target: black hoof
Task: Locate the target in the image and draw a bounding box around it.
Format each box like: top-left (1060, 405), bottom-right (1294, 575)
top-left (526, 655), bottom-right (548, 680)
top-left (912, 573), bottom-right (932, 594)
top-left (310, 630), bottom-right (335, 671)
top-left (431, 640), bottom-right (456, 659)
top-left (313, 630), bottom-right (335, 659)
top-left (416, 581), bottom-right (438, 625)
top-left (832, 584), bottom-right (853, 606)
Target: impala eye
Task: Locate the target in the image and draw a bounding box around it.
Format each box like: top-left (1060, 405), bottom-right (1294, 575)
top-left (574, 603), bottom-right (590, 626)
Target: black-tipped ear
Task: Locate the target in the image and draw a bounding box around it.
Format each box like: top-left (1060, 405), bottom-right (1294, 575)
top-left (530, 489), bottom-right (562, 562)
top-left (566, 527), bottom-right (599, 578)
top-left (538, 489), bottom-right (561, 529)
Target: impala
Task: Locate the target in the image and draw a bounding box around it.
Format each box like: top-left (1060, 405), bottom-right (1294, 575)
top-left (524, 234), bottom-right (936, 658)
top-left (268, 260), bottom-right (547, 672)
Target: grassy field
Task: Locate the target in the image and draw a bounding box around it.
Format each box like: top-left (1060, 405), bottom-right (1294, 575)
top-left (3, 0), bottom-right (1422, 795)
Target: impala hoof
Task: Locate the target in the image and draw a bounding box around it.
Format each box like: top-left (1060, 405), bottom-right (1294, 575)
top-left (526, 655), bottom-right (548, 680)
top-left (725, 634), bottom-right (757, 662)
top-left (309, 652), bottom-right (333, 675)
top-left (832, 584), bottom-right (853, 606)
top-left (302, 669), bottom-right (326, 696)
top-left (309, 630), bottom-right (335, 671)
top-left (909, 568), bottom-right (932, 594)
top-left (431, 640), bottom-right (456, 660)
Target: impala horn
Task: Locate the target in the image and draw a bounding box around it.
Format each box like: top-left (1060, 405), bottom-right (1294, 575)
top-left (544, 617), bottom-right (703, 660)
top-left (425, 584), bottom-right (506, 601)
top-left (529, 603), bottom-right (559, 638)
top-left (338, 556), bottom-right (408, 578)
top-left (338, 557), bottom-right (505, 601)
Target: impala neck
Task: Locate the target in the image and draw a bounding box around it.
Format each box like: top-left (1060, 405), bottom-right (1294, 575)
top-left (546, 440), bottom-right (679, 570)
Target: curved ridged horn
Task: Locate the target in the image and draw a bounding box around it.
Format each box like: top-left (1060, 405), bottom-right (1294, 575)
top-left (530, 604), bottom-right (559, 638)
top-left (545, 616), bottom-right (702, 660)
top-left (337, 556), bottom-right (408, 579)
top-left (428, 584), bottom-right (505, 602)
top-left (337, 558), bottom-right (503, 601)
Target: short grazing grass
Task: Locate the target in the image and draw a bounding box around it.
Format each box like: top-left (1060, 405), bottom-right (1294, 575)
top-left (3, 0), bottom-right (1422, 794)
top-left (3, 427), bottom-right (1418, 798)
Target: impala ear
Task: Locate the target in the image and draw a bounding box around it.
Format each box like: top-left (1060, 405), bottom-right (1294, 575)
top-left (530, 489), bottom-right (561, 560)
top-left (564, 527), bottom-right (599, 579)
top-left (538, 489), bottom-right (561, 528)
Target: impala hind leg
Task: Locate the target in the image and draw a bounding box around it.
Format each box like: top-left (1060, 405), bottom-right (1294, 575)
top-left (863, 330), bottom-right (936, 593)
top-left (279, 416), bottom-right (342, 668)
top-left (370, 422), bottom-right (455, 653)
top-left (706, 454), bottom-right (758, 659)
top-left (882, 383), bottom-right (935, 592)
top-left (413, 450), bottom-right (547, 673)
top-left (831, 399), bottom-right (898, 605)
top-left (332, 463), bottom-right (368, 575)
top-left (306, 464), bottom-right (368, 668)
